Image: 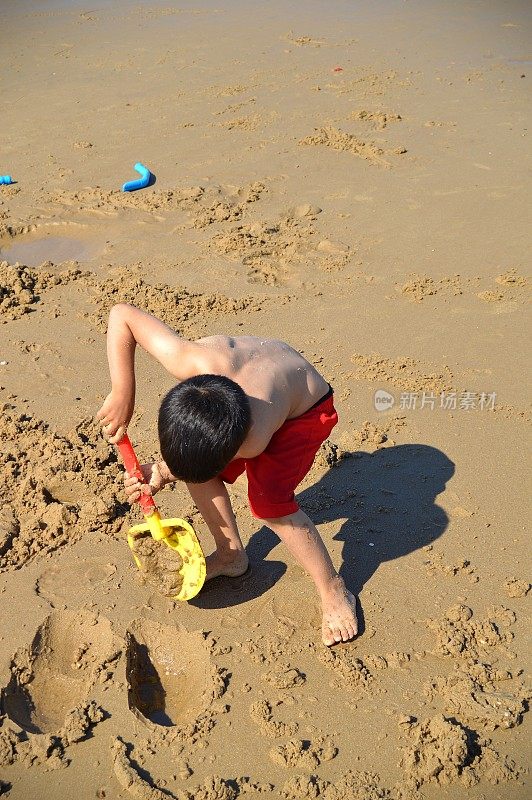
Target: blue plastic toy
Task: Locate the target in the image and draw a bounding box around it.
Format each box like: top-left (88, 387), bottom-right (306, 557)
top-left (0, 176), bottom-right (14, 185)
top-left (122, 163), bottom-right (151, 192)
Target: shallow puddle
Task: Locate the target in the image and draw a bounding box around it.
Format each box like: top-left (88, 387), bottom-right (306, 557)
top-left (0, 234), bottom-right (99, 267)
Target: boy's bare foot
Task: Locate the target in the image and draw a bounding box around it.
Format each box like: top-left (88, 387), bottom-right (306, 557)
top-left (320, 575), bottom-right (358, 646)
top-left (205, 549), bottom-right (249, 581)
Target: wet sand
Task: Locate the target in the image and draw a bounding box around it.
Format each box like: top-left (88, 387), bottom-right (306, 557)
top-left (0, 1), bottom-right (530, 798)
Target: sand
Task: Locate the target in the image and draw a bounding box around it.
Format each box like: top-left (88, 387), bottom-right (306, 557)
top-left (129, 533), bottom-right (184, 597)
top-left (0, 0), bottom-right (530, 798)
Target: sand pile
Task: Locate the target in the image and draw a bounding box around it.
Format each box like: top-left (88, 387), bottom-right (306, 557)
top-left (427, 604), bottom-right (517, 661)
top-left (281, 770), bottom-right (394, 800)
top-left (0, 408), bottom-right (127, 571)
top-left (350, 110), bottom-right (402, 130)
top-left (0, 261), bottom-right (90, 321)
top-left (393, 604), bottom-right (530, 792)
top-left (88, 267), bottom-right (266, 337)
top-left (299, 126), bottom-right (405, 167)
top-left (211, 215), bottom-right (316, 286)
top-left (269, 737), bottom-right (337, 769)
top-left (112, 739), bottom-right (246, 800)
top-left (129, 533), bottom-right (184, 597)
top-left (0, 702), bottom-right (104, 772)
top-left (249, 699), bottom-right (298, 738)
top-left (398, 273), bottom-right (466, 302)
top-left (48, 181), bottom-right (266, 231)
top-left (351, 353), bottom-right (455, 393)
top-left (210, 204), bottom-right (350, 285)
top-left (400, 714), bottom-right (522, 791)
top-left (425, 662), bottom-right (527, 731)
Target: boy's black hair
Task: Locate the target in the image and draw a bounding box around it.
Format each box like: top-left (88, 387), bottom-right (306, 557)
top-left (158, 374), bottom-right (251, 483)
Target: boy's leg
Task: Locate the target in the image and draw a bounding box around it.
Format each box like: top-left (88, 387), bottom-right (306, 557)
top-left (261, 508), bottom-right (357, 646)
top-left (186, 477), bottom-right (249, 580)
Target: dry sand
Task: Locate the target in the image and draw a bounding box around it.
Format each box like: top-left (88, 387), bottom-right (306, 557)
top-left (0, 0), bottom-right (531, 798)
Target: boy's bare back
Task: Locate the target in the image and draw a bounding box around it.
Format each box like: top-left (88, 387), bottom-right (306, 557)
top-left (190, 335), bottom-right (330, 458)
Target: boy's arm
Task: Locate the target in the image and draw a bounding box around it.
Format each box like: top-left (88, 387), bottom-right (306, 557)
top-left (97, 303), bottom-right (199, 442)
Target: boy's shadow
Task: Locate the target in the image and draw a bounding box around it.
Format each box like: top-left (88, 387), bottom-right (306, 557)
top-left (192, 443), bottom-right (454, 614)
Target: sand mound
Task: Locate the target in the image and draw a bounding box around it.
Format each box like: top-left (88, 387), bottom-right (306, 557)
top-left (269, 738), bottom-right (337, 770)
top-left (113, 737), bottom-right (239, 800)
top-left (48, 185), bottom-right (206, 216)
top-left (0, 261), bottom-right (90, 321)
top-left (48, 181), bottom-right (265, 230)
top-left (112, 737), bottom-right (176, 800)
top-left (504, 577), bottom-right (530, 598)
top-left (0, 408), bottom-right (129, 571)
top-left (88, 267), bottom-right (266, 337)
top-left (400, 714), bottom-right (522, 790)
top-left (478, 269), bottom-right (529, 303)
top-left (397, 273), bottom-right (465, 302)
top-left (249, 699), bottom-right (299, 739)
top-left (428, 604), bottom-right (516, 661)
top-left (336, 416), bottom-right (407, 456)
top-left (320, 69), bottom-right (410, 98)
top-left (262, 666), bottom-right (306, 691)
top-left (350, 109), bottom-right (402, 130)
top-left (400, 715), bottom-right (472, 788)
top-left (351, 352), bottom-right (454, 393)
top-left (317, 648), bottom-right (373, 697)
top-left (0, 701), bottom-right (104, 771)
top-left (281, 770), bottom-right (392, 799)
top-left (425, 662), bottom-right (527, 731)
top-left (192, 182), bottom-right (265, 229)
top-left (208, 202), bottom-right (348, 285)
top-left (299, 126), bottom-right (405, 167)
top-left (126, 619), bottom-right (224, 730)
top-left (211, 217), bottom-right (314, 285)
top-left (311, 439), bottom-right (343, 471)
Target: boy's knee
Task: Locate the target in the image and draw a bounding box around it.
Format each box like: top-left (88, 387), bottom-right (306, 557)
top-left (260, 509), bottom-right (306, 531)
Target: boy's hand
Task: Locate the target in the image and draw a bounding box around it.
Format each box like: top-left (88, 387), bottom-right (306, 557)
top-left (97, 390), bottom-right (134, 444)
top-left (123, 461), bottom-right (171, 504)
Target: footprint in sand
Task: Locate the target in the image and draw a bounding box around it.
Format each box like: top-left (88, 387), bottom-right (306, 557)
top-left (126, 619), bottom-right (216, 728)
top-left (36, 559), bottom-right (117, 606)
top-left (266, 576), bottom-right (321, 629)
top-left (1, 610), bottom-right (116, 734)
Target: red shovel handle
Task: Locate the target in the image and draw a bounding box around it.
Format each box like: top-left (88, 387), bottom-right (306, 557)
top-left (116, 433), bottom-right (157, 516)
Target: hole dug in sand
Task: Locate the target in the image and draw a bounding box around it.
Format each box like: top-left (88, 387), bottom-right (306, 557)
top-left (126, 619), bottom-right (214, 728)
top-left (1, 610), bottom-right (115, 734)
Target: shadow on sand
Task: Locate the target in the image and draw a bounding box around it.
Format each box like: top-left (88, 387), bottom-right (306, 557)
top-left (191, 443), bottom-right (454, 618)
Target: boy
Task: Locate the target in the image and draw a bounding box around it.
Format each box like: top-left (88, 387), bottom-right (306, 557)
top-left (97, 303), bottom-right (357, 646)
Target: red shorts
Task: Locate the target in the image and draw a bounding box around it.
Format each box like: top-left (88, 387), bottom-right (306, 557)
top-left (219, 389), bottom-right (338, 519)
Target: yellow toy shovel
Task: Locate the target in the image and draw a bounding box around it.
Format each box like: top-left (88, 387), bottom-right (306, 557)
top-left (116, 434), bottom-right (206, 601)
